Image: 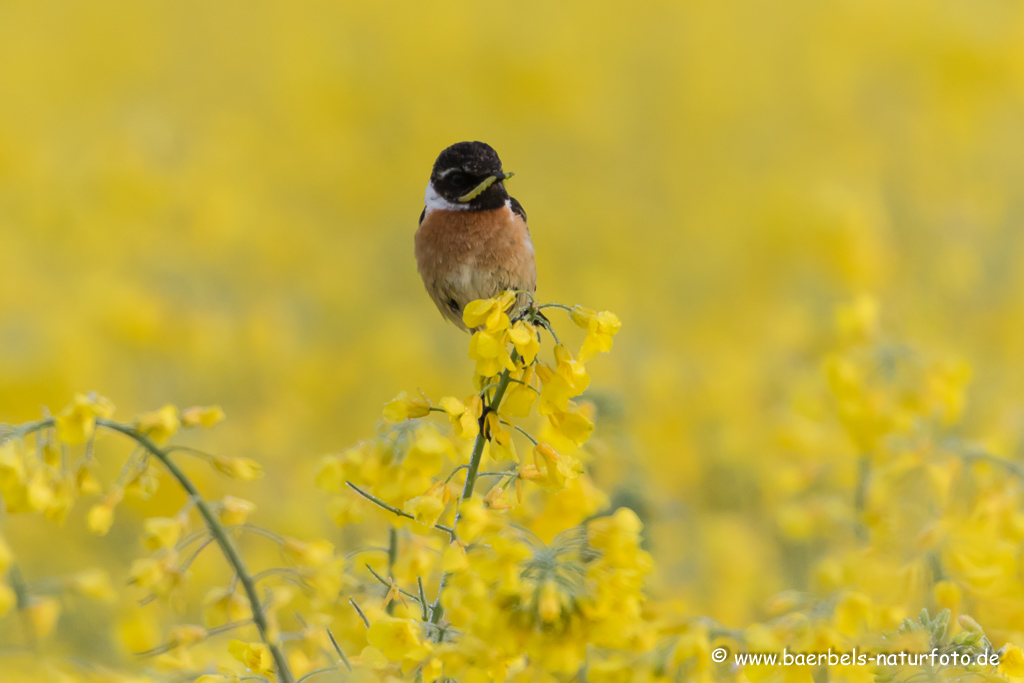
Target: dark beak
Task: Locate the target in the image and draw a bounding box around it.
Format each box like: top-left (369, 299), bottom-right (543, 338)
top-left (495, 171), bottom-right (514, 181)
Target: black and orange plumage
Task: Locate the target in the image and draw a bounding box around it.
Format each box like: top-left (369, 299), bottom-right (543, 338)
top-left (415, 141), bottom-right (537, 331)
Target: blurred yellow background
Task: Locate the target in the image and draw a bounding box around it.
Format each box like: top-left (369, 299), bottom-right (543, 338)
top-left (3, 0), bottom-right (1024, 672)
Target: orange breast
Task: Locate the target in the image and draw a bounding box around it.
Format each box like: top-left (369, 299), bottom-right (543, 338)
top-left (415, 204), bottom-right (537, 329)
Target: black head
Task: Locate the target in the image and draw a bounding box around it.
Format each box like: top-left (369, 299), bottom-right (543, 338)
top-left (427, 141), bottom-right (513, 211)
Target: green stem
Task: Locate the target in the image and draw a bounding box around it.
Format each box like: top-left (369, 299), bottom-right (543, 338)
top-left (295, 667), bottom-right (341, 683)
top-left (430, 354), bottom-right (518, 626)
top-left (459, 361), bottom-right (516, 506)
top-left (345, 482), bottom-right (453, 538)
top-left (97, 419), bottom-right (295, 683)
top-left (135, 618), bottom-right (254, 656)
top-left (502, 420), bottom-right (539, 445)
top-left (366, 563), bottom-right (422, 604)
top-left (507, 378), bottom-right (541, 394)
top-left (387, 527), bottom-right (398, 576)
top-left (327, 629), bottom-right (352, 672)
top-left (459, 426), bottom-right (490, 509)
top-left (959, 448), bottom-right (1024, 479)
top-left (5, 418), bottom-right (54, 442)
top-left (8, 565), bottom-right (36, 651)
top-left (443, 464), bottom-right (468, 484)
top-left (8, 565), bottom-right (29, 611)
top-left (349, 598), bottom-right (369, 627)
top-left (386, 529), bottom-right (398, 615)
top-left (417, 577), bottom-right (428, 621)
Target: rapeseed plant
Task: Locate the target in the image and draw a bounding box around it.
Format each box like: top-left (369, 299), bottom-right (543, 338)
top-left (5, 5), bottom-right (1024, 682)
top-left (2, 294), bottom-right (1023, 683)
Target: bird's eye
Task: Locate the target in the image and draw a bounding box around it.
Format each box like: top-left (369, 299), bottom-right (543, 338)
top-left (448, 171), bottom-right (468, 185)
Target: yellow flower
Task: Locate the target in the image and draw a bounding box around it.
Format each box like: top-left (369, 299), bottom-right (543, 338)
top-left (367, 616), bottom-right (432, 662)
top-left (55, 393), bottom-right (115, 445)
top-left (118, 610), bottom-right (161, 654)
top-left (55, 393), bottom-right (113, 446)
top-left (468, 328), bottom-right (515, 377)
top-left (301, 557), bottom-right (348, 604)
top-left (26, 469), bottom-right (55, 511)
top-left (41, 440), bottom-right (61, 467)
top-left (943, 524), bottom-right (1018, 598)
top-left (180, 405), bottom-right (226, 428)
top-left (546, 407), bottom-right (594, 446)
top-left (26, 596), bottom-right (61, 639)
top-left (75, 461), bottom-right (102, 495)
top-left (87, 504), bottom-right (115, 535)
top-left (502, 366), bottom-right (538, 418)
top-left (509, 320), bottom-right (540, 364)
top-left (422, 657), bottom-right (444, 683)
top-left (589, 508), bottom-right (645, 565)
top-left (570, 306), bottom-right (622, 360)
top-left (533, 476), bottom-right (607, 540)
top-left (126, 469), bottom-right (159, 499)
top-left (456, 495), bottom-right (503, 543)
top-left (524, 442), bottom-right (581, 491)
top-left (834, 591), bottom-right (872, 636)
top-left (129, 549), bottom-right (183, 597)
top-left (87, 491), bottom-right (122, 535)
top-left (1000, 644), bottom-right (1024, 677)
top-left (403, 489), bottom-right (447, 527)
top-left (439, 395), bottom-right (481, 439)
top-left (213, 456), bottom-right (264, 480)
top-left (229, 639), bottom-right (275, 674)
top-left (144, 516), bottom-right (186, 550)
top-left (536, 345), bottom-right (590, 415)
top-left (463, 291), bottom-right (516, 332)
top-left (933, 580), bottom-right (960, 613)
top-left (219, 495), bottom-right (256, 525)
top-left (442, 542), bottom-right (469, 572)
top-left (0, 440), bottom-right (26, 492)
top-left (315, 454), bottom-right (345, 491)
top-left (47, 477), bottom-right (75, 524)
top-left (403, 425), bottom-right (452, 477)
top-left (327, 494), bottom-right (366, 526)
top-left (383, 390), bottom-right (432, 422)
top-left (483, 485), bottom-right (511, 510)
top-left (484, 413), bottom-right (517, 462)
top-left (135, 404), bottom-right (181, 444)
top-left (203, 587), bottom-right (249, 626)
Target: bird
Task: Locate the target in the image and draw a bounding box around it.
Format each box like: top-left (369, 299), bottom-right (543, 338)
top-left (415, 141), bottom-right (537, 332)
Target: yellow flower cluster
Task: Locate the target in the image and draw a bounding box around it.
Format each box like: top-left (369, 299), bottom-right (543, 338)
top-left (7, 1), bottom-right (1024, 679)
top-left (298, 294), bottom-right (1016, 682)
top-left (3, 294), bottom-right (1024, 683)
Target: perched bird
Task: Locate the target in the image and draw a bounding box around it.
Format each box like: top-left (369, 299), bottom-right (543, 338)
top-left (415, 141), bottom-right (537, 331)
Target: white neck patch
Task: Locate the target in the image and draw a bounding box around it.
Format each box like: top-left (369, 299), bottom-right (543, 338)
top-left (424, 182), bottom-right (470, 212)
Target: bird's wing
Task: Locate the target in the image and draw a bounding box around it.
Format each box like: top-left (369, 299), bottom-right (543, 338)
top-left (509, 197), bottom-right (527, 223)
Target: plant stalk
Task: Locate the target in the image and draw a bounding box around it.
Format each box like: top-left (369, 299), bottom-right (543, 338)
top-left (98, 419), bottom-right (295, 683)
top-left (430, 354), bottom-right (517, 626)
